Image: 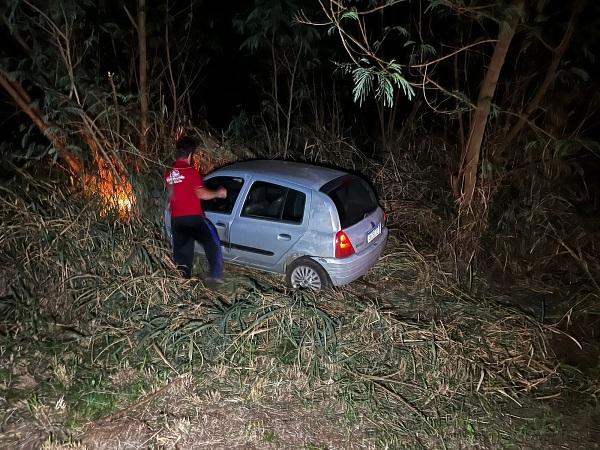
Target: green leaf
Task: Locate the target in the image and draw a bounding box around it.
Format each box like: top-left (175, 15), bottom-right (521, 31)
top-left (419, 44), bottom-right (437, 57)
top-left (489, 102), bottom-right (500, 120)
top-left (389, 66), bottom-right (415, 102)
top-left (385, 25), bottom-right (410, 38)
top-left (376, 75), bottom-right (395, 108)
top-left (481, 158), bottom-right (493, 179)
top-left (341, 9), bottom-right (359, 21)
top-left (569, 67), bottom-right (589, 82)
top-left (352, 67), bottom-right (374, 106)
top-left (583, 46), bottom-right (595, 64)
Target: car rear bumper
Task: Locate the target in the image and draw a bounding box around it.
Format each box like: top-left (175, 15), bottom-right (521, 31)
top-left (317, 227), bottom-right (388, 286)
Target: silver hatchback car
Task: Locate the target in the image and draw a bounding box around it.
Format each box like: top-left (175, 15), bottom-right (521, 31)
top-left (165, 160), bottom-right (388, 289)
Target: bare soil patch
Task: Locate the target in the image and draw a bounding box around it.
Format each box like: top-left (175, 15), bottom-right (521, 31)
top-left (79, 374), bottom-right (374, 449)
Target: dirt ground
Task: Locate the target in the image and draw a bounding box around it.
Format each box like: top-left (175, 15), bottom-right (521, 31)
top-left (76, 374), bottom-right (374, 450)
top-left (1, 372), bottom-right (377, 450)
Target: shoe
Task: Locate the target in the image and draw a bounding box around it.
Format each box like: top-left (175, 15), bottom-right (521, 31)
top-left (206, 276), bottom-right (224, 285)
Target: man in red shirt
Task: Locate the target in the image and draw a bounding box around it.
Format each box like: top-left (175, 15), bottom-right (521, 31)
top-left (165, 136), bottom-right (227, 281)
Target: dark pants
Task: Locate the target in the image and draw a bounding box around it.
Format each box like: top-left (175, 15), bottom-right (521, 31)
top-left (171, 215), bottom-right (223, 279)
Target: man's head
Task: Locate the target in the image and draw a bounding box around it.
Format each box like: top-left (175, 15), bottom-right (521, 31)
top-left (175, 136), bottom-right (198, 161)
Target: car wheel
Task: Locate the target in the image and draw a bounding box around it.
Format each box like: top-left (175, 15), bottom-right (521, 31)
top-left (286, 257), bottom-right (331, 290)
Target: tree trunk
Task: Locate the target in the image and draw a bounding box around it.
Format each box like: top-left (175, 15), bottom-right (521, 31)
top-left (504, 0), bottom-right (584, 146)
top-left (0, 70), bottom-right (81, 175)
top-left (271, 33), bottom-right (281, 155)
top-left (137, 0), bottom-right (149, 153)
top-left (458, 3), bottom-right (522, 210)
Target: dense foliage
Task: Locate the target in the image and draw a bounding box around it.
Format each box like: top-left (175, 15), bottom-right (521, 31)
top-left (1, 0), bottom-right (598, 243)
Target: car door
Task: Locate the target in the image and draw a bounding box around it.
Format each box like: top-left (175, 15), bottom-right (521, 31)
top-left (228, 180), bottom-right (309, 271)
top-left (202, 175), bottom-right (246, 260)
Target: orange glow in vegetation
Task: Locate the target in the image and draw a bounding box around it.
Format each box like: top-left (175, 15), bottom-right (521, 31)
top-left (85, 157), bottom-right (136, 220)
top-left (191, 152), bottom-right (213, 175)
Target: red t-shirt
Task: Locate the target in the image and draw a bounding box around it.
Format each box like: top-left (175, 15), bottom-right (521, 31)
top-left (165, 160), bottom-right (204, 218)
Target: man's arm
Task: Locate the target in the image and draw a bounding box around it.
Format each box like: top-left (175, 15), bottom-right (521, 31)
top-left (194, 186), bottom-right (227, 200)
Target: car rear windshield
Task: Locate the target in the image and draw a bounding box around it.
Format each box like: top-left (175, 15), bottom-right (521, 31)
top-left (320, 175), bottom-right (378, 228)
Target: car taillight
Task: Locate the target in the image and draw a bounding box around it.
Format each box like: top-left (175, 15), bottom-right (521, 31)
top-left (335, 230), bottom-right (355, 258)
top-left (383, 210), bottom-right (387, 226)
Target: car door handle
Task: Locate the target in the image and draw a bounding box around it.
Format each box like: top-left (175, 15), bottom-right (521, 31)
top-left (277, 233), bottom-right (291, 241)
top-left (215, 222), bottom-right (227, 228)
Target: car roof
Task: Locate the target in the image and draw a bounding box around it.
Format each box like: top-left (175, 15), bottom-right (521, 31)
top-left (207, 160), bottom-right (347, 190)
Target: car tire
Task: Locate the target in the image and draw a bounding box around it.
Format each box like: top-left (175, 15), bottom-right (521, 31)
top-left (286, 257), bottom-right (331, 290)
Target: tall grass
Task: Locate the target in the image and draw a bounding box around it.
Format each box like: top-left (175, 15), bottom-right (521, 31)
top-left (3, 170), bottom-right (597, 449)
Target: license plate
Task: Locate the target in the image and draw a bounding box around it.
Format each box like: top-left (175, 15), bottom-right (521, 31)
top-left (367, 223), bottom-right (381, 243)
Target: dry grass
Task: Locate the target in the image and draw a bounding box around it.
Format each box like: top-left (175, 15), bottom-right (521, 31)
top-left (73, 373), bottom-right (374, 449)
top-left (1, 170), bottom-right (599, 449)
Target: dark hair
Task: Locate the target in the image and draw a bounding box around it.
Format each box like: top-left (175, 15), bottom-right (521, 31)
top-left (175, 136), bottom-right (198, 159)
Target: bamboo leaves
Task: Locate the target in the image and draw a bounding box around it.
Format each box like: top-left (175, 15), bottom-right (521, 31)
top-left (351, 66), bottom-right (373, 106)
top-left (346, 60), bottom-right (415, 107)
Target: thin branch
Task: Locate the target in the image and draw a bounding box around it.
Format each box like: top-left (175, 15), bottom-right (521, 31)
top-left (504, 0), bottom-right (585, 145)
top-left (123, 5), bottom-right (138, 31)
top-left (410, 40), bottom-right (498, 69)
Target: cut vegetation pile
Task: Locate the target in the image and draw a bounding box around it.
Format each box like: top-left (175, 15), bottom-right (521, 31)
top-left (1, 175), bottom-right (599, 449)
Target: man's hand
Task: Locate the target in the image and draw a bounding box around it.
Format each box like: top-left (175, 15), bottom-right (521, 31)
top-left (216, 187), bottom-right (227, 199)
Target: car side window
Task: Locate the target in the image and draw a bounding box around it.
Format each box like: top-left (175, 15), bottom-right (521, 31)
top-left (203, 176), bottom-right (244, 214)
top-left (282, 188), bottom-right (305, 223)
top-left (241, 181), bottom-right (305, 224)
